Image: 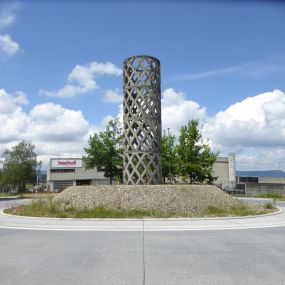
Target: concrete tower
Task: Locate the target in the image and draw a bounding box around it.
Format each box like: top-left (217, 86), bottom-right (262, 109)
top-left (123, 55), bottom-right (162, 184)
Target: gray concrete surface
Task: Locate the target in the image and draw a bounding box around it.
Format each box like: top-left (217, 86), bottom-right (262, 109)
top-left (1, 199), bottom-right (285, 284)
top-left (1, 227), bottom-right (285, 284)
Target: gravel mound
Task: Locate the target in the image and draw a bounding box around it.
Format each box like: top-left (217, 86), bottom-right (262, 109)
top-left (53, 184), bottom-right (241, 214)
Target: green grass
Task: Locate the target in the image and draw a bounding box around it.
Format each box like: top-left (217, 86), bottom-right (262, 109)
top-left (18, 192), bottom-right (57, 199)
top-left (265, 202), bottom-right (274, 209)
top-left (74, 208), bottom-right (173, 219)
top-left (233, 192), bottom-right (285, 200)
top-left (257, 192), bottom-right (284, 199)
top-left (4, 198), bottom-right (172, 219)
top-left (0, 192), bottom-right (57, 199)
top-left (0, 193), bottom-right (18, 197)
top-left (4, 199), bottom-right (276, 218)
top-left (5, 199), bottom-right (70, 218)
top-left (205, 204), bottom-right (271, 217)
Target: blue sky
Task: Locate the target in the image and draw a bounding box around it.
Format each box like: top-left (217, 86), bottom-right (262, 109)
top-left (1, 1), bottom-right (285, 170)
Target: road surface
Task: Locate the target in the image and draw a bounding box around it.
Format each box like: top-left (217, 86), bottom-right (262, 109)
top-left (0, 198), bottom-right (284, 285)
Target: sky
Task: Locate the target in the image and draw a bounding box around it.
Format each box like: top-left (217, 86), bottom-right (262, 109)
top-left (1, 0), bottom-right (285, 170)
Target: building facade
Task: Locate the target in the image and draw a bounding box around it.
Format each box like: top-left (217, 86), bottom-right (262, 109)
top-left (212, 153), bottom-right (236, 191)
top-left (236, 170), bottom-right (285, 195)
top-left (46, 158), bottom-right (109, 192)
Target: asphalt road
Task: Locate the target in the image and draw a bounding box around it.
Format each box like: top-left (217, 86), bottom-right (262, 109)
top-left (0, 199), bottom-right (285, 285)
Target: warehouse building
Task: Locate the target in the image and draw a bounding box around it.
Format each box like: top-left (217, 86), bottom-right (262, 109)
top-left (236, 170), bottom-right (285, 195)
top-left (46, 158), bottom-right (109, 192)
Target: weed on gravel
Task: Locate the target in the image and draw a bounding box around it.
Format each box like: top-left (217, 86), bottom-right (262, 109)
top-left (4, 198), bottom-right (276, 218)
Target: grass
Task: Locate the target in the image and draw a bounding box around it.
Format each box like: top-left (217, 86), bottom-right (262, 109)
top-left (0, 193), bottom-right (18, 197)
top-left (4, 198), bottom-right (276, 218)
top-left (205, 204), bottom-right (272, 217)
top-left (0, 192), bottom-right (57, 199)
top-left (18, 192), bottom-right (58, 199)
top-left (257, 192), bottom-right (284, 200)
top-left (232, 192), bottom-right (285, 201)
top-left (265, 202), bottom-right (274, 209)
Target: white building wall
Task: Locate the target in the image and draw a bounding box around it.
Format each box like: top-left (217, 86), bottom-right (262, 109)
top-left (46, 158), bottom-right (109, 192)
top-left (212, 153), bottom-right (236, 190)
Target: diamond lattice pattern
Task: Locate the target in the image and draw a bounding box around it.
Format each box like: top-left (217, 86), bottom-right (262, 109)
top-left (123, 56), bottom-right (162, 184)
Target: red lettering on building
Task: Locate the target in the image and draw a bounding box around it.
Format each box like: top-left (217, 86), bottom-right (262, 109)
top-left (57, 161), bottom-right (77, 166)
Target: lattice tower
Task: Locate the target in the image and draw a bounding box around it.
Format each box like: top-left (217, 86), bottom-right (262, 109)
top-left (123, 55), bottom-right (162, 184)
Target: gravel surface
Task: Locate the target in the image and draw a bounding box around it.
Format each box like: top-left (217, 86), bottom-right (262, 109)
top-left (53, 184), bottom-right (243, 214)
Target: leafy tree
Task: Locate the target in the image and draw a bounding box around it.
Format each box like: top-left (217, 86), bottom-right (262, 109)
top-left (161, 131), bottom-right (176, 183)
top-left (2, 141), bottom-right (41, 192)
top-left (176, 119), bottom-right (218, 184)
top-left (84, 118), bottom-right (123, 185)
top-left (0, 168), bottom-right (3, 192)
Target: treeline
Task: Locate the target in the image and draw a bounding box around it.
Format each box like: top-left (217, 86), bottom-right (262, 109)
top-left (84, 119), bottom-right (218, 184)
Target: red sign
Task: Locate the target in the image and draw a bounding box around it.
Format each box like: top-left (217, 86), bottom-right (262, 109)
top-left (51, 159), bottom-right (82, 168)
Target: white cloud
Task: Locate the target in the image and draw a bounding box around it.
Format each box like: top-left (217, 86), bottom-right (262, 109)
top-left (204, 90), bottom-right (285, 148)
top-left (0, 2), bottom-right (19, 29)
top-left (0, 33), bottom-right (19, 57)
top-left (27, 103), bottom-right (89, 143)
top-left (161, 88), bottom-right (206, 136)
top-left (145, 87), bottom-right (285, 170)
top-left (103, 89), bottom-right (123, 103)
top-left (0, 89), bottom-right (29, 143)
top-left (40, 61), bottom-right (122, 98)
top-left (2, 86), bottom-right (285, 171)
top-left (0, 89), bottom-right (93, 168)
top-left (0, 88), bottom-right (124, 168)
top-left (201, 89), bottom-right (285, 170)
top-left (0, 88), bottom-right (28, 111)
top-left (0, 12), bottom-right (14, 30)
top-left (0, 3), bottom-right (20, 57)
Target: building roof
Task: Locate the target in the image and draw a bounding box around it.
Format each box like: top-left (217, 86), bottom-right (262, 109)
top-left (215, 156), bottom-right (228, 163)
top-left (237, 170), bottom-right (285, 178)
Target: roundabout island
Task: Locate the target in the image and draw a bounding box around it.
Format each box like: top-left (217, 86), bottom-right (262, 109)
top-left (0, 186), bottom-right (284, 231)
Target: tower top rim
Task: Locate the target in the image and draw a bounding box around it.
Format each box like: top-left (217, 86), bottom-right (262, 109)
top-left (123, 55), bottom-right (160, 65)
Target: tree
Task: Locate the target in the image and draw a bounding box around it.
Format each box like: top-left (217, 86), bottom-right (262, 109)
top-left (161, 130), bottom-right (176, 183)
top-left (0, 168), bottom-right (3, 192)
top-left (83, 118), bottom-right (123, 185)
top-left (2, 141), bottom-right (41, 192)
top-left (176, 119), bottom-right (218, 184)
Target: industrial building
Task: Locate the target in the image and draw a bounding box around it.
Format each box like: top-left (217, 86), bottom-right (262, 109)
top-left (212, 153), bottom-right (236, 191)
top-left (236, 170), bottom-right (285, 195)
top-left (46, 158), bottom-right (109, 192)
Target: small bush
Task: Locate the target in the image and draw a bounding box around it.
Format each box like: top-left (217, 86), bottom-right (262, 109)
top-left (265, 202), bottom-right (274, 209)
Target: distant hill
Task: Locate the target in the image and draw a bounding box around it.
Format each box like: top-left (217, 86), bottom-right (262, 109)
top-left (236, 170), bottom-right (285, 177)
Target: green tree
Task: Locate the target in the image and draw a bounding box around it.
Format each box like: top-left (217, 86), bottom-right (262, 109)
top-left (161, 131), bottom-right (176, 183)
top-left (2, 141), bottom-right (41, 192)
top-left (84, 118), bottom-right (123, 185)
top-left (176, 119), bottom-right (218, 184)
top-left (0, 167), bottom-right (3, 192)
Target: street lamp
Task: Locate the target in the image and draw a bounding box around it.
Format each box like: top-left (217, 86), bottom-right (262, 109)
top-left (167, 128), bottom-right (171, 183)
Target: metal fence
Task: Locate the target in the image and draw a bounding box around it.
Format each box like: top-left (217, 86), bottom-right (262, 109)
top-left (230, 183), bottom-right (285, 196)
